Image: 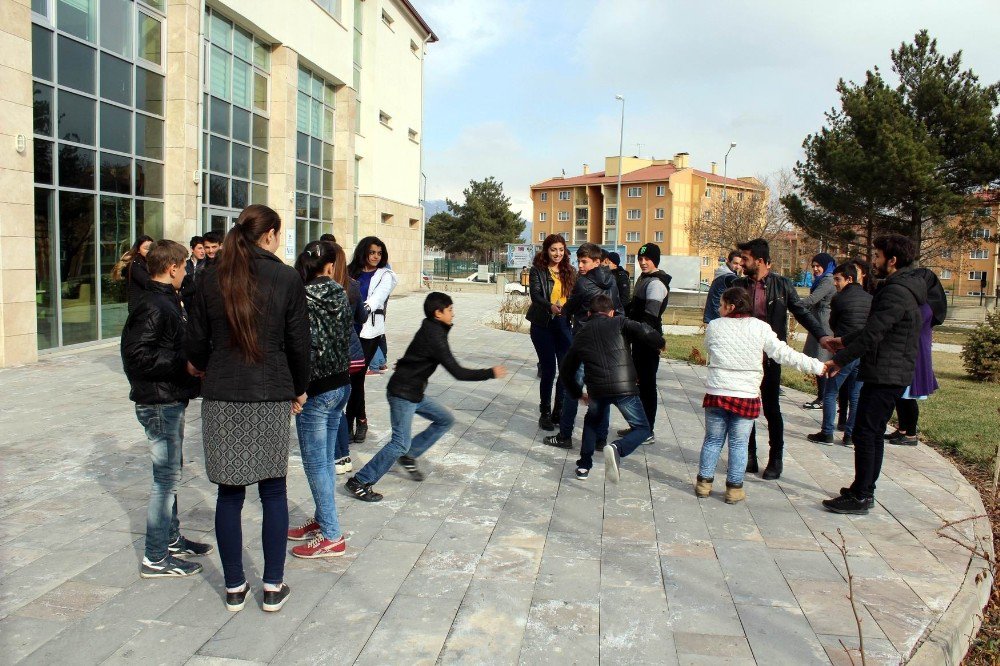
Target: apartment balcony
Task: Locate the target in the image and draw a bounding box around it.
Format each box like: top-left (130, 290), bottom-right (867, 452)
top-left (575, 191), bottom-right (588, 206)
top-left (574, 229), bottom-right (588, 244)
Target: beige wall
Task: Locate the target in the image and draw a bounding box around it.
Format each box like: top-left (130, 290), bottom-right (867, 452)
top-left (163, 0), bottom-right (200, 242)
top-left (0, 0), bottom-right (36, 366)
top-left (359, 194), bottom-right (422, 291)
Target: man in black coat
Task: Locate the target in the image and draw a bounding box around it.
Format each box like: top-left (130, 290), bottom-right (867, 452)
top-left (605, 251), bottom-right (632, 309)
top-left (625, 243), bottom-right (671, 440)
top-left (821, 234), bottom-right (928, 515)
top-left (734, 238), bottom-right (830, 480)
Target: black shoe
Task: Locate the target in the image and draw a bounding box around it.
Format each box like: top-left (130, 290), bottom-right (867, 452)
top-left (140, 554), bottom-right (202, 578)
top-left (745, 459), bottom-right (759, 474)
top-left (822, 494), bottom-right (874, 515)
top-left (262, 583), bottom-right (291, 612)
top-left (538, 405), bottom-right (555, 431)
top-left (226, 583), bottom-right (250, 612)
top-left (836, 419), bottom-right (847, 432)
top-left (890, 435), bottom-right (918, 446)
top-left (762, 460), bottom-right (782, 480)
top-left (168, 536), bottom-right (214, 558)
top-left (398, 456), bottom-right (425, 481)
top-left (617, 427), bottom-right (632, 437)
top-left (840, 486), bottom-right (875, 500)
top-left (841, 435), bottom-right (853, 447)
top-left (595, 439), bottom-right (606, 451)
top-left (806, 432), bottom-right (834, 445)
top-left (346, 476), bottom-right (383, 502)
top-left (575, 467), bottom-right (589, 480)
top-left (353, 420), bottom-right (368, 443)
top-left (543, 434), bottom-right (572, 449)
top-left (885, 429), bottom-right (905, 441)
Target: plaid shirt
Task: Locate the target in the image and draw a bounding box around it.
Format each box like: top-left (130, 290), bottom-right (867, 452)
top-left (703, 394), bottom-right (761, 419)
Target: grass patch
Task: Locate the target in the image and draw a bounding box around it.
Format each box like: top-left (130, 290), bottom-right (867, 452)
top-left (933, 325), bottom-right (972, 347)
top-left (661, 308), bottom-right (706, 328)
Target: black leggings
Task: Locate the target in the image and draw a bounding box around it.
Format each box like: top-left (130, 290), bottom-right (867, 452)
top-left (346, 336), bottom-right (381, 428)
top-left (215, 476), bottom-right (287, 589)
top-left (895, 397), bottom-right (919, 435)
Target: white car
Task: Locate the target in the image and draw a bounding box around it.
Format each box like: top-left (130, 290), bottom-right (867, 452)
top-left (461, 272), bottom-right (496, 283)
top-left (504, 281), bottom-right (528, 295)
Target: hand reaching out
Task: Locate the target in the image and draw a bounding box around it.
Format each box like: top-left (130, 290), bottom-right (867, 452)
top-left (492, 366), bottom-right (507, 379)
top-left (823, 360), bottom-right (841, 378)
top-left (820, 336), bottom-right (844, 352)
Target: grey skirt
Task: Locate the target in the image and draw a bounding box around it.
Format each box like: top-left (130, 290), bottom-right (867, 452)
top-left (202, 399), bottom-right (291, 486)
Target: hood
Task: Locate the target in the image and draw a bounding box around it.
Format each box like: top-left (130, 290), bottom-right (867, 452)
top-left (584, 265), bottom-right (614, 290)
top-left (912, 267), bottom-right (948, 325)
top-left (714, 265), bottom-right (734, 278)
top-left (887, 267), bottom-right (928, 306)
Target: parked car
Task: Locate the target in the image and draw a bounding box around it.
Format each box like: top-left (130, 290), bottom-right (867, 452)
top-left (504, 281), bottom-right (527, 295)
top-left (461, 272), bottom-right (496, 284)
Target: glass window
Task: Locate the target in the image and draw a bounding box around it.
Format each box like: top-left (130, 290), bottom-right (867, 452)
top-left (99, 195), bottom-right (131, 337)
top-left (210, 97), bottom-right (230, 134)
top-left (35, 139), bottom-right (54, 184)
top-left (100, 103), bottom-right (131, 152)
top-left (57, 0), bottom-right (96, 42)
top-left (209, 46), bottom-right (230, 100)
top-left (232, 59), bottom-right (251, 109)
top-left (209, 136), bottom-right (229, 173)
top-left (231, 107), bottom-right (250, 143)
top-left (231, 143), bottom-right (249, 178)
top-left (33, 83), bottom-right (53, 136)
top-left (135, 159), bottom-right (162, 197)
top-left (134, 114), bottom-right (163, 158)
top-left (210, 11), bottom-right (231, 48)
top-left (59, 144), bottom-right (96, 189)
top-left (233, 27), bottom-right (252, 61)
top-left (296, 132), bottom-right (308, 161)
top-left (253, 40), bottom-right (269, 71)
top-left (209, 174), bottom-right (228, 206)
top-left (137, 12), bottom-right (161, 64)
top-left (100, 0), bottom-right (133, 58)
top-left (135, 199), bottom-right (163, 238)
top-left (253, 72), bottom-right (267, 112)
top-left (231, 179), bottom-right (248, 209)
top-left (58, 36), bottom-right (96, 94)
top-left (252, 149), bottom-right (267, 181)
top-left (59, 90), bottom-right (96, 145)
top-left (135, 68), bottom-right (163, 115)
top-left (32, 25), bottom-right (53, 81)
top-left (101, 53), bottom-right (132, 105)
top-left (58, 191), bottom-right (97, 345)
top-left (310, 137), bottom-right (321, 166)
top-left (139, 0), bottom-right (165, 11)
top-left (32, 0), bottom-right (49, 16)
top-left (322, 142), bottom-right (333, 170)
top-left (251, 183), bottom-right (266, 204)
top-left (99, 152), bottom-right (131, 194)
top-left (252, 114), bottom-right (267, 148)
top-left (295, 161), bottom-right (308, 191)
top-left (296, 92), bottom-right (309, 132)
top-left (35, 188), bottom-right (58, 350)
top-left (310, 166), bottom-right (321, 194)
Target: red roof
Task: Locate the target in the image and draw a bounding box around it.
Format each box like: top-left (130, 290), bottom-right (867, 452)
top-left (398, 0), bottom-right (438, 42)
top-left (532, 164), bottom-right (761, 190)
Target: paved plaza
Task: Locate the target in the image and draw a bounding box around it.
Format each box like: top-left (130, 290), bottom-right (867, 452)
top-left (0, 292), bottom-right (991, 665)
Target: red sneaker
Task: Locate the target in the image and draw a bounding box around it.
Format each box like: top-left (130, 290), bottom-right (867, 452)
top-left (291, 535), bottom-right (346, 559)
top-left (287, 518), bottom-right (320, 541)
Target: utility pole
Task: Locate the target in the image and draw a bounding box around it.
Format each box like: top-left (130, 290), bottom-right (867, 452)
top-left (614, 95), bottom-right (625, 248)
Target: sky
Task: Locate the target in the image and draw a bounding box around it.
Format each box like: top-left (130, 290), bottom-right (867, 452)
top-left (416, 0), bottom-right (1000, 214)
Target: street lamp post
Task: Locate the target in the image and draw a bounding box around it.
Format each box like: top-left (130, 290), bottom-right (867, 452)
top-left (614, 94), bottom-right (625, 248)
top-left (721, 141), bottom-right (736, 230)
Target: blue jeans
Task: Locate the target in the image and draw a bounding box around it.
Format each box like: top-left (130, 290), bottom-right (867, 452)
top-left (529, 316), bottom-right (572, 409)
top-left (577, 394), bottom-right (649, 470)
top-left (336, 407), bottom-right (350, 459)
top-left (698, 407), bottom-right (755, 485)
top-left (296, 385), bottom-right (350, 541)
top-left (135, 401), bottom-right (188, 562)
top-left (355, 393), bottom-right (455, 486)
top-left (216, 477), bottom-right (287, 589)
top-left (822, 359), bottom-right (862, 436)
top-left (559, 367), bottom-right (610, 441)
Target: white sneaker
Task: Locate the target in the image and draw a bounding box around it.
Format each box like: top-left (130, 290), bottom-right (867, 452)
top-left (335, 456), bottom-right (353, 475)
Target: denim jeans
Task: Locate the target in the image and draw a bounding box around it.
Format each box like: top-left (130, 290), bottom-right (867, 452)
top-left (577, 394), bottom-right (649, 470)
top-left (135, 400), bottom-right (188, 562)
top-left (296, 385), bottom-right (350, 541)
top-left (559, 366), bottom-right (610, 441)
top-left (529, 316), bottom-right (572, 409)
top-left (336, 406), bottom-right (350, 459)
top-left (698, 406), bottom-right (756, 485)
top-left (355, 393), bottom-right (455, 486)
top-left (821, 359), bottom-right (862, 436)
top-left (216, 476), bottom-right (288, 589)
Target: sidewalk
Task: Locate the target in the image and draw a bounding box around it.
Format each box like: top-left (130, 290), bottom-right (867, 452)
top-left (0, 292), bottom-right (990, 664)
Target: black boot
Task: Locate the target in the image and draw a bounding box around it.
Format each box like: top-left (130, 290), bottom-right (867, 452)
top-left (762, 453), bottom-right (783, 480)
top-left (538, 404), bottom-right (555, 431)
top-left (746, 438), bottom-right (758, 474)
top-left (353, 419), bottom-right (368, 443)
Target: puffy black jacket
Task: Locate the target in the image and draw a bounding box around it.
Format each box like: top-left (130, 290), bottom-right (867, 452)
top-left (612, 267), bottom-right (632, 309)
top-left (828, 283), bottom-right (872, 338)
top-left (733, 272), bottom-right (828, 342)
top-left (121, 281), bottom-right (199, 404)
top-left (561, 266), bottom-right (623, 330)
top-left (185, 246), bottom-right (311, 402)
top-left (561, 314), bottom-right (664, 400)
top-left (627, 270), bottom-right (672, 329)
top-left (913, 267), bottom-right (947, 326)
top-left (387, 318), bottom-right (494, 402)
top-left (180, 257), bottom-right (206, 304)
top-left (126, 256), bottom-right (152, 314)
top-left (833, 267), bottom-right (928, 386)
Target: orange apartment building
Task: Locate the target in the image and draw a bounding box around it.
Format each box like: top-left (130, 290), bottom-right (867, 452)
top-left (530, 153), bottom-right (766, 280)
top-left (935, 197), bottom-right (999, 299)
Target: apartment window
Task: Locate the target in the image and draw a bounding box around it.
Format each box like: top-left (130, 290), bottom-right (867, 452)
top-left (702, 256), bottom-right (711, 267)
top-left (558, 190), bottom-right (570, 200)
top-left (538, 212), bottom-right (547, 222)
top-left (971, 249), bottom-right (989, 260)
top-left (293, 64), bottom-right (337, 252)
top-left (941, 249), bottom-right (953, 259)
top-left (379, 110), bottom-right (391, 127)
top-left (606, 207), bottom-right (617, 223)
top-left (557, 211), bottom-right (570, 221)
top-left (705, 187), bottom-right (711, 198)
top-left (626, 254), bottom-right (636, 266)
top-left (539, 191), bottom-right (548, 202)
top-left (381, 8), bottom-right (393, 27)
top-left (968, 291), bottom-right (984, 296)
top-left (737, 191), bottom-right (744, 201)
top-left (969, 271), bottom-right (987, 282)
top-left (973, 228), bottom-right (992, 239)
top-left (974, 207), bottom-right (992, 218)
top-left (941, 269), bottom-right (952, 279)
top-left (313, 0), bottom-right (340, 16)
top-left (627, 209), bottom-right (640, 220)
top-left (703, 211), bottom-right (712, 221)
top-left (626, 231), bottom-right (640, 242)
top-left (655, 185), bottom-right (666, 196)
top-left (654, 231), bottom-right (664, 242)
top-left (654, 208), bottom-right (664, 219)
top-left (538, 232), bottom-right (545, 242)
top-left (627, 186), bottom-right (641, 197)
top-left (408, 128), bottom-right (418, 143)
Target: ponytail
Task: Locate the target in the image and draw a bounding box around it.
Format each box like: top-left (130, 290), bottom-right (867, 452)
top-left (295, 240), bottom-right (337, 283)
top-left (217, 205), bottom-right (281, 363)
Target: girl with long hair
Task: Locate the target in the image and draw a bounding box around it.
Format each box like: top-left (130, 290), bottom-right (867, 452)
top-left (526, 234), bottom-right (576, 430)
top-left (185, 204), bottom-right (310, 613)
top-left (112, 234), bottom-right (154, 313)
top-left (345, 236), bottom-right (397, 443)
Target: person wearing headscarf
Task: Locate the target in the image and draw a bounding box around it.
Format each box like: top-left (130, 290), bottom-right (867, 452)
top-left (800, 252), bottom-right (837, 409)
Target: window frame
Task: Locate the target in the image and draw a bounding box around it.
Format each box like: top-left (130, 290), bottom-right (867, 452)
top-left (626, 209), bottom-right (640, 220)
top-left (626, 186), bottom-right (641, 198)
top-left (655, 185), bottom-right (666, 196)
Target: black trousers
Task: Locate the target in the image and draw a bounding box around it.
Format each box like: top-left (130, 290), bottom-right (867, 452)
top-left (747, 360), bottom-right (783, 464)
top-left (346, 336), bottom-right (381, 428)
top-left (631, 342), bottom-right (661, 430)
top-left (850, 383), bottom-right (906, 499)
top-left (894, 397), bottom-right (919, 435)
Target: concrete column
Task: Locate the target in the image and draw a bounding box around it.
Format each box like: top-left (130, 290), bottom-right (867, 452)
top-left (267, 45), bottom-right (297, 261)
top-left (0, 0), bottom-right (37, 366)
top-left (333, 83), bottom-right (357, 249)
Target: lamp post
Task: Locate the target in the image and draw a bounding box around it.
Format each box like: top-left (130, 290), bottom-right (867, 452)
top-left (614, 94), bottom-right (625, 248)
top-left (721, 141), bottom-right (736, 230)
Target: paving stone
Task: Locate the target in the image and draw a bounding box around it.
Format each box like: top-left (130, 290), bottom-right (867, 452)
top-left (519, 599), bottom-right (599, 664)
top-left (714, 539), bottom-right (798, 608)
top-left (354, 594), bottom-right (462, 665)
top-left (0, 614), bottom-right (69, 663)
top-left (396, 548), bottom-right (479, 600)
top-left (542, 529), bottom-right (602, 561)
top-left (737, 604), bottom-right (830, 664)
top-left (600, 585), bottom-right (676, 663)
top-left (104, 621), bottom-right (217, 665)
top-left (533, 554), bottom-right (600, 603)
top-left (13, 580), bottom-right (122, 621)
top-left (674, 631), bottom-right (754, 661)
top-left (438, 578), bottom-right (533, 664)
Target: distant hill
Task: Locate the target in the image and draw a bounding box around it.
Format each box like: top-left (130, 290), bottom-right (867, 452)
top-left (423, 199), bottom-right (449, 218)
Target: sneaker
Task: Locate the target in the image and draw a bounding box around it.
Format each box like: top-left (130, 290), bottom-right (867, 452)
top-left (353, 420), bottom-right (368, 443)
top-left (226, 583), bottom-right (250, 612)
top-left (398, 455), bottom-right (425, 481)
top-left (291, 534), bottom-right (346, 559)
top-left (695, 476), bottom-right (713, 498)
top-left (885, 429), bottom-right (906, 441)
top-left (604, 443), bottom-right (621, 484)
top-left (840, 486), bottom-right (875, 500)
top-left (538, 410), bottom-right (555, 431)
top-left (543, 434), bottom-right (572, 449)
top-left (822, 493), bottom-right (875, 515)
top-left (806, 432), bottom-right (834, 445)
top-left (575, 467), bottom-right (589, 480)
top-left (140, 554), bottom-right (203, 578)
top-left (168, 536), bottom-right (214, 558)
top-left (802, 400), bottom-right (823, 410)
top-left (595, 439), bottom-right (606, 451)
top-left (891, 435), bottom-right (919, 446)
top-left (346, 476), bottom-right (383, 502)
top-left (287, 518), bottom-right (320, 541)
top-left (841, 435), bottom-right (853, 447)
top-left (335, 456), bottom-right (353, 475)
top-left (262, 583), bottom-right (291, 612)
top-left (642, 435), bottom-right (654, 446)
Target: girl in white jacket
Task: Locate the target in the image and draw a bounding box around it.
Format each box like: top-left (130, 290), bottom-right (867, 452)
top-left (697, 287), bottom-right (825, 504)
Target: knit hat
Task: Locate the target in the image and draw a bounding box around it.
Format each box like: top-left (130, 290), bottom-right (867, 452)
top-left (608, 252), bottom-right (622, 267)
top-left (638, 243), bottom-right (661, 267)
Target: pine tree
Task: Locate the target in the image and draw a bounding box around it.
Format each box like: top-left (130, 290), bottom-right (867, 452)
top-left (424, 177), bottom-right (524, 262)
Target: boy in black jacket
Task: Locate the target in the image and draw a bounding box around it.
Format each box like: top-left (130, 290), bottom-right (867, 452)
top-left (562, 295), bottom-right (665, 482)
top-left (346, 292), bottom-right (506, 501)
top-left (121, 240), bottom-right (210, 579)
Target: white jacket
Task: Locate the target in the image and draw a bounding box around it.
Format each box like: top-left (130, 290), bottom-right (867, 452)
top-left (359, 267), bottom-right (398, 339)
top-left (704, 316), bottom-right (825, 399)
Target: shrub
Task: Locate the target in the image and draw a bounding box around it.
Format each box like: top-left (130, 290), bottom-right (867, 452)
top-left (962, 309), bottom-right (1000, 382)
top-left (496, 293), bottom-right (529, 332)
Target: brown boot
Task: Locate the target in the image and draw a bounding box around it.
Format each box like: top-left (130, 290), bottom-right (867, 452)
top-left (695, 476), bottom-right (713, 498)
top-left (725, 482), bottom-right (746, 504)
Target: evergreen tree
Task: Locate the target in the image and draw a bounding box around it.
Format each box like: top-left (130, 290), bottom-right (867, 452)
top-left (424, 177), bottom-right (525, 261)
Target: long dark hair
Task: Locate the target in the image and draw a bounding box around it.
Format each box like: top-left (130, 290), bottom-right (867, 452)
top-left (347, 236), bottom-right (388, 278)
top-left (112, 234), bottom-right (154, 281)
top-left (295, 240), bottom-right (337, 283)
top-left (218, 204), bottom-right (282, 363)
top-left (532, 234), bottom-right (575, 293)
top-left (721, 287), bottom-right (752, 315)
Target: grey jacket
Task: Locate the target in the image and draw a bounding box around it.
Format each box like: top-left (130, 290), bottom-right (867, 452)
top-left (801, 274), bottom-right (835, 358)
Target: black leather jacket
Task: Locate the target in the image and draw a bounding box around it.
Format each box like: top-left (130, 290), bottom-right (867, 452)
top-left (526, 265), bottom-right (559, 326)
top-left (387, 318), bottom-right (494, 402)
top-left (121, 281), bottom-right (199, 404)
top-left (561, 314), bottom-right (664, 400)
top-left (126, 256), bottom-right (152, 314)
top-left (733, 272), bottom-right (828, 342)
top-left (612, 267), bottom-right (632, 309)
top-left (829, 283), bottom-right (872, 338)
top-left (561, 266), bottom-right (623, 330)
top-left (185, 247), bottom-right (311, 402)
